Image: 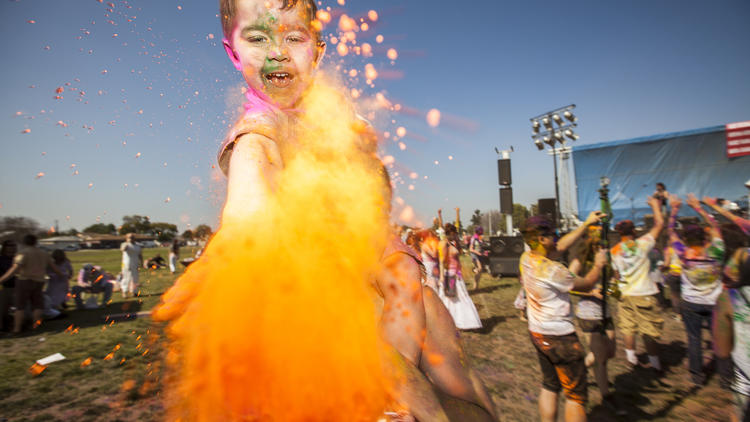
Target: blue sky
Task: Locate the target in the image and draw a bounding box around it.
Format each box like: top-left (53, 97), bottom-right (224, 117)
top-left (1, 0), bottom-right (749, 232)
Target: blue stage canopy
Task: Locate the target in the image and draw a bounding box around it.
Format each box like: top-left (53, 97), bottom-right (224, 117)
top-left (572, 125), bottom-right (749, 224)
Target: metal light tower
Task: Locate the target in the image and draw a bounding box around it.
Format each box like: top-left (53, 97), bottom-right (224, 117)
top-left (530, 104), bottom-right (579, 230)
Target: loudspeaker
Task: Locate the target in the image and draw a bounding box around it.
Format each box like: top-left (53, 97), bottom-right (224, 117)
top-left (497, 159), bottom-right (511, 186)
top-left (537, 198), bottom-right (557, 228)
top-left (489, 235), bottom-right (525, 257)
top-left (500, 187), bottom-right (513, 214)
top-left (488, 256), bottom-right (520, 277)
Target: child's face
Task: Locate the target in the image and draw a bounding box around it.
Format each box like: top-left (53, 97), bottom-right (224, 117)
top-left (224, 0), bottom-right (324, 108)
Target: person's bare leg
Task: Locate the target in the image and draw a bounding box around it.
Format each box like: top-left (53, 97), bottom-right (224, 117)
top-left (589, 332), bottom-right (610, 395)
top-left (32, 309), bottom-right (43, 329)
top-left (564, 399), bottom-right (587, 422)
top-left (539, 388), bottom-right (558, 422)
top-left (624, 332), bottom-right (638, 366)
top-left (643, 335), bottom-right (661, 370)
top-left (13, 310), bottom-right (24, 333)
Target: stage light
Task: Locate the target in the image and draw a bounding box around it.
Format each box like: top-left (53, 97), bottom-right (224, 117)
top-left (552, 114), bottom-right (563, 125)
top-left (563, 110), bottom-right (577, 123)
top-left (542, 117), bottom-right (552, 129)
top-left (532, 120), bottom-right (540, 134)
top-left (534, 139), bottom-right (544, 150)
top-left (543, 135), bottom-right (554, 146)
top-left (554, 132), bottom-right (563, 141)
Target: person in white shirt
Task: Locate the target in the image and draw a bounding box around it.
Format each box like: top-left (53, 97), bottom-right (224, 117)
top-left (120, 233), bottom-right (143, 298)
top-left (520, 211), bottom-right (606, 422)
top-left (610, 196), bottom-right (664, 371)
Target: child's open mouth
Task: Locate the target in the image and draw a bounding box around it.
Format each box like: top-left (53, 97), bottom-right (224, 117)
top-left (265, 72), bottom-right (293, 88)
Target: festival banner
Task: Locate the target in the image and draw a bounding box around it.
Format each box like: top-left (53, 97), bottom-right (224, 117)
top-left (726, 120), bottom-right (750, 158)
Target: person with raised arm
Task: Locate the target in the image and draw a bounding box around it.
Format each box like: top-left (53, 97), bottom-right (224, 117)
top-left (610, 196), bottom-right (665, 372)
top-left (668, 193), bottom-right (725, 385)
top-left (520, 211), bottom-right (606, 422)
top-left (702, 195), bottom-right (750, 236)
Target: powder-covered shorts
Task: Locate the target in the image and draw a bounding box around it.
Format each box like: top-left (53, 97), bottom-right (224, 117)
top-left (618, 294), bottom-right (664, 338)
top-left (529, 331), bottom-right (588, 405)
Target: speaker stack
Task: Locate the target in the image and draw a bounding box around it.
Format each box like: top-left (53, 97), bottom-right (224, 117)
top-left (487, 235), bottom-right (525, 277)
top-left (537, 198), bottom-right (557, 229)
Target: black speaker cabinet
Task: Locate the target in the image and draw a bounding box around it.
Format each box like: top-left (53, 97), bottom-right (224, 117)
top-left (497, 159), bottom-right (511, 186)
top-left (488, 256), bottom-right (521, 277)
top-left (489, 235), bottom-right (525, 257)
top-left (499, 187), bottom-right (513, 214)
top-left (537, 198), bottom-right (557, 228)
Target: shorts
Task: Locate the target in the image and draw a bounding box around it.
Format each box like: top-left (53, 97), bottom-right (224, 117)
top-left (529, 331), bottom-right (587, 405)
top-left (14, 279), bottom-right (44, 311)
top-left (578, 317), bottom-right (614, 333)
top-left (618, 294), bottom-right (664, 338)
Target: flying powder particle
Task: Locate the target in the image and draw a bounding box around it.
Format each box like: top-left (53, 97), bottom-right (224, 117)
top-left (426, 109), bottom-right (441, 127)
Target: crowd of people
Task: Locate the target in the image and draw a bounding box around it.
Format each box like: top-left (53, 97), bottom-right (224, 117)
top-left (515, 182), bottom-right (750, 422)
top-left (0, 232), bottom-right (189, 335)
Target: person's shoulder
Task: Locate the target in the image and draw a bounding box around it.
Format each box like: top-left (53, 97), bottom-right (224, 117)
top-left (218, 110), bottom-right (283, 176)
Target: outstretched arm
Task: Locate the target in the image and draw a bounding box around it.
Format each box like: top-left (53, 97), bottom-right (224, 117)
top-left (437, 209), bottom-right (444, 230)
top-left (703, 196), bottom-right (750, 236)
top-left (667, 195), bottom-right (688, 261)
top-left (0, 263), bottom-right (18, 285)
top-left (222, 133), bottom-right (283, 224)
top-left (379, 253), bottom-right (426, 366)
top-left (687, 194), bottom-right (720, 238)
top-left (713, 290), bottom-right (734, 359)
top-left (647, 195), bottom-right (664, 240)
top-left (557, 211), bottom-right (605, 252)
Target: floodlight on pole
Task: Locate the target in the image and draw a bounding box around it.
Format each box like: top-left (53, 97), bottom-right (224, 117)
top-left (532, 120), bottom-right (540, 134)
top-left (529, 104), bottom-right (579, 231)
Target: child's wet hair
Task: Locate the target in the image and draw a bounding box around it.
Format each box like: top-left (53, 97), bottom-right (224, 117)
top-left (220, 0), bottom-right (320, 40)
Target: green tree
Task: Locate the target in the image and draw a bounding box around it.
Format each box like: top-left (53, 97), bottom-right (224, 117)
top-left (119, 215), bottom-right (151, 235)
top-left (151, 222), bottom-right (178, 242)
top-left (470, 209), bottom-right (482, 227)
top-left (511, 203), bottom-right (530, 230)
top-left (83, 223), bottom-right (116, 234)
top-left (181, 229), bottom-right (194, 241)
top-left (194, 224), bottom-right (213, 240)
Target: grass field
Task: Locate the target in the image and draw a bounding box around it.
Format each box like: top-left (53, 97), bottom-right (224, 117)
top-left (0, 250), bottom-right (734, 421)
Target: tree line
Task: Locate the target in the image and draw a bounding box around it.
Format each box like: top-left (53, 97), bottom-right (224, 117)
top-left (0, 215), bottom-right (212, 243)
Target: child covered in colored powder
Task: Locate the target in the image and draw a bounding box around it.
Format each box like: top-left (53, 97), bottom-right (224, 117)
top-left (153, 1), bottom-right (498, 420)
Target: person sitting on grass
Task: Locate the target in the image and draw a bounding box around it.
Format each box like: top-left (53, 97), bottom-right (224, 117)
top-left (71, 264), bottom-right (113, 310)
top-left (145, 254), bottom-right (167, 270)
